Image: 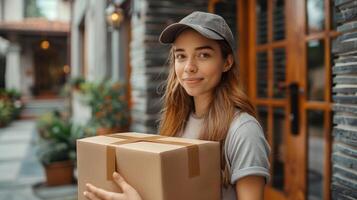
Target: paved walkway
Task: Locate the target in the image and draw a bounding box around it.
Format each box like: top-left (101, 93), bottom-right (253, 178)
top-left (0, 120), bottom-right (76, 200)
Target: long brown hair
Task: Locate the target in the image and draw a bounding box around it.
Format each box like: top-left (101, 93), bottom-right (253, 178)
top-left (158, 39), bottom-right (256, 187)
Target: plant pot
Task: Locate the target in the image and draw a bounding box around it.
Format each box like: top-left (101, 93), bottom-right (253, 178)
top-left (44, 160), bottom-right (74, 186)
top-left (0, 119), bottom-right (10, 128)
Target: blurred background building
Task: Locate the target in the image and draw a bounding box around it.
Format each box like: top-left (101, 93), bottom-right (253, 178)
top-left (0, 0), bottom-right (71, 98)
top-left (0, 0), bottom-right (356, 200)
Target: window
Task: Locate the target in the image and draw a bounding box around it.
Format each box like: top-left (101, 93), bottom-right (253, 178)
top-left (24, 0), bottom-right (58, 20)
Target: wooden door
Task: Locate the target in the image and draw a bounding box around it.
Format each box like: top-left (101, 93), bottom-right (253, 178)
top-left (243, 0), bottom-right (338, 200)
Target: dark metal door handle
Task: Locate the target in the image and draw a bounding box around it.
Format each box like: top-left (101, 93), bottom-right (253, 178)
top-left (289, 82), bottom-right (299, 135)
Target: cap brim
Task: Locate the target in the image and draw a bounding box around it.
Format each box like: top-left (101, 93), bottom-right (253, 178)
top-left (159, 23), bottom-right (224, 44)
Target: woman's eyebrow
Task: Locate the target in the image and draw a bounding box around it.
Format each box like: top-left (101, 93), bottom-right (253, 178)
top-left (195, 45), bottom-right (214, 51)
top-left (173, 45), bottom-right (215, 52)
top-left (173, 48), bottom-right (184, 52)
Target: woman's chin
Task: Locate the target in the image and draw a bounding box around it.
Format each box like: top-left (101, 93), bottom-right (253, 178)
top-left (184, 89), bottom-right (204, 97)
top-left (185, 91), bottom-right (197, 97)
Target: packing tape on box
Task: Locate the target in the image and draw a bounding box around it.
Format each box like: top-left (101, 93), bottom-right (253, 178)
top-left (105, 134), bottom-right (200, 181)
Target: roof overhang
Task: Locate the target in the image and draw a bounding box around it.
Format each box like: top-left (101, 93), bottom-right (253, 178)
top-left (0, 18), bottom-right (70, 36)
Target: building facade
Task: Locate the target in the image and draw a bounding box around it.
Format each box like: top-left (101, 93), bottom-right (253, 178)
top-left (70, 0), bottom-right (357, 199)
top-left (0, 0), bottom-right (71, 98)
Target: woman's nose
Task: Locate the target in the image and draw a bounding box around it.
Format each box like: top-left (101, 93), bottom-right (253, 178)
top-left (184, 58), bottom-right (198, 73)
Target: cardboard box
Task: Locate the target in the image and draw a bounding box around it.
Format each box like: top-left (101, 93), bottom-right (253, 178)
top-left (77, 132), bottom-right (221, 200)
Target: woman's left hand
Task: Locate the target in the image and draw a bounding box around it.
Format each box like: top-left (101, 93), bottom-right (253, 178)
top-left (83, 172), bottom-right (143, 200)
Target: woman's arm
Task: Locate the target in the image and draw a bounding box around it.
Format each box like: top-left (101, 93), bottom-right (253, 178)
top-left (235, 175), bottom-right (265, 200)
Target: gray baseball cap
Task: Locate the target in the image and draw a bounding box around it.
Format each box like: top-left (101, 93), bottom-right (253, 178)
top-left (159, 11), bottom-right (235, 51)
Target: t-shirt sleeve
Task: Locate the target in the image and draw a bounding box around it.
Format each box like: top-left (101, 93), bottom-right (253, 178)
top-left (225, 118), bottom-right (271, 185)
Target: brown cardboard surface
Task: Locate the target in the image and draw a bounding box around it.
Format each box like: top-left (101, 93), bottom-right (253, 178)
top-left (77, 132), bottom-right (221, 200)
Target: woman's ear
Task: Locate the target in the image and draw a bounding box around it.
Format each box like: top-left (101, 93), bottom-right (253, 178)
top-left (223, 54), bottom-right (234, 72)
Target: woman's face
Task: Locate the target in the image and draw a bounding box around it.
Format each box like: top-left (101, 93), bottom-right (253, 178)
top-left (173, 29), bottom-right (231, 99)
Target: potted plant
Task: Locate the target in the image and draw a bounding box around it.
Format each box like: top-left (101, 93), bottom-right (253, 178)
top-left (0, 89), bottom-right (23, 127)
top-left (36, 110), bottom-right (88, 186)
top-left (82, 81), bottom-right (130, 135)
top-left (0, 99), bottom-right (13, 127)
top-left (68, 76), bottom-right (85, 91)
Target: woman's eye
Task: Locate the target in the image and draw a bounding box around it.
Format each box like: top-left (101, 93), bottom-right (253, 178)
top-left (198, 53), bottom-right (210, 59)
top-left (175, 54), bottom-right (185, 60)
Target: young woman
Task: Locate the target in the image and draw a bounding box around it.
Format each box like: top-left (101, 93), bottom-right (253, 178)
top-left (84, 11), bottom-right (270, 200)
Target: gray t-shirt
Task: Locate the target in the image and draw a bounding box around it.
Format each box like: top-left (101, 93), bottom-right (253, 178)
top-left (181, 111), bottom-right (270, 200)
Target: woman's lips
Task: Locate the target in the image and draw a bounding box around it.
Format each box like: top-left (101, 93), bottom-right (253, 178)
top-left (183, 77), bottom-right (204, 84)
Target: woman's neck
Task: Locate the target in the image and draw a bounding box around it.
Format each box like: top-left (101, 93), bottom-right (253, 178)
top-left (193, 93), bottom-right (212, 118)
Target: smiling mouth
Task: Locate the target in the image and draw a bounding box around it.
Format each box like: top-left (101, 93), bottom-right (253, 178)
top-left (183, 78), bottom-right (204, 84)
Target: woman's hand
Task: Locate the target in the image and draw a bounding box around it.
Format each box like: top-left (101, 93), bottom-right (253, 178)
top-left (84, 172), bottom-right (142, 200)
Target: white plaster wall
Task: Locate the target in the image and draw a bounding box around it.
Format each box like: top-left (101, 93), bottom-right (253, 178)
top-left (72, 91), bottom-right (92, 126)
top-left (4, 0), bottom-right (23, 21)
top-left (70, 0), bottom-right (87, 79)
top-left (0, 37), bottom-right (9, 55)
top-left (71, 0), bottom-right (108, 125)
top-left (5, 44), bottom-right (21, 91)
top-left (71, 0), bottom-right (108, 82)
top-left (86, 0), bottom-right (107, 82)
top-left (20, 45), bottom-right (34, 96)
top-left (56, 0), bottom-right (71, 22)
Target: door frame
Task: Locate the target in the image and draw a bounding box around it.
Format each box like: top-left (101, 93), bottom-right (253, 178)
top-left (238, 0), bottom-right (338, 199)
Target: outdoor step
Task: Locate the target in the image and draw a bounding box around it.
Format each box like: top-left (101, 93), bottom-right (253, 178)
top-left (32, 183), bottom-right (77, 200)
top-left (0, 119), bottom-right (75, 200)
top-left (20, 99), bottom-right (66, 118)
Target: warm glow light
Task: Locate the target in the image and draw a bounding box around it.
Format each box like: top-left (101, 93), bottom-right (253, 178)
top-left (106, 5), bottom-right (124, 29)
top-left (111, 13), bottom-right (120, 22)
top-left (63, 65), bottom-right (70, 74)
top-left (41, 40), bottom-right (50, 50)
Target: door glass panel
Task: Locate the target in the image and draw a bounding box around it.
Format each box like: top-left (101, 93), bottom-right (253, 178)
top-left (307, 40), bottom-right (325, 101)
top-left (215, 1), bottom-right (238, 50)
top-left (306, 0), bottom-right (325, 34)
top-left (256, 0), bottom-right (268, 44)
top-left (307, 110), bottom-right (325, 200)
top-left (0, 57), bottom-right (5, 88)
top-left (257, 106), bottom-right (268, 134)
top-left (273, 48), bottom-right (286, 98)
top-left (273, 0), bottom-right (285, 41)
top-left (272, 107), bottom-right (285, 191)
top-left (331, 3), bottom-right (337, 30)
top-left (257, 52), bottom-right (268, 98)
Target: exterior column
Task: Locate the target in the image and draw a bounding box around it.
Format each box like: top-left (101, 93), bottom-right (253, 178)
top-left (87, 0), bottom-right (107, 82)
top-left (71, 0), bottom-right (88, 79)
top-left (129, 0), bottom-right (207, 133)
top-left (112, 27), bottom-right (127, 83)
top-left (112, 29), bottom-right (120, 81)
top-left (0, 37), bottom-right (9, 55)
top-left (331, 2), bottom-right (357, 199)
top-left (70, 25), bottom-right (81, 78)
top-left (5, 43), bottom-right (21, 91)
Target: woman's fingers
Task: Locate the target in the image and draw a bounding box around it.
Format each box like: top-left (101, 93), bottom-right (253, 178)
top-left (86, 183), bottom-right (115, 200)
top-left (112, 172), bottom-right (143, 200)
top-left (112, 172), bottom-right (130, 191)
top-left (84, 173), bottom-right (141, 200)
top-left (83, 191), bottom-right (101, 200)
